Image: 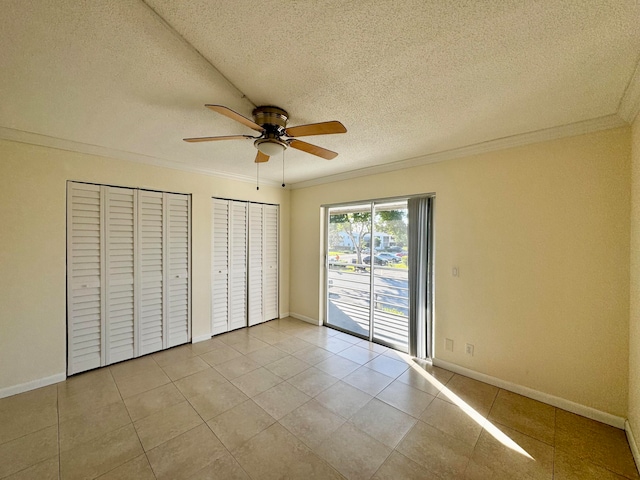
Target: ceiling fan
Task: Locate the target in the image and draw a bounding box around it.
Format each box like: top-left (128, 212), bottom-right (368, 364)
top-left (184, 105), bottom-right (347, 163)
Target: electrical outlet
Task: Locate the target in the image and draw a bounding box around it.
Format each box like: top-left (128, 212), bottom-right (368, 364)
top-left (465, 343), bottom-right (474, 356)
top-left (445, 338), bottom-right (454, 351)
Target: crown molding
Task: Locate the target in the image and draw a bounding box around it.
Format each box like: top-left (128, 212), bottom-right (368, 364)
top-left (0, 126), bottom-right (283, 187)
top-left (0, 111), bottom-right (628, 192)
top-left (289, 114), bottom-right (627, 190)
top-left (619, 57), bottom-right (640, 124)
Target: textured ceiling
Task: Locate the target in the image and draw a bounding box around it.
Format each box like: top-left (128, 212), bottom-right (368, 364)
top-left (1, 1), bottom-right (639, 186)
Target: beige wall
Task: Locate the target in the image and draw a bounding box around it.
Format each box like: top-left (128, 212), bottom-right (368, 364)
top-left (630, 114), bottom-right (640, 435)
top-left (1, 126), bottom-right (633, 418)
top-left (291, 127), bottom-right (631, 416)
top-left (0, 139), bottom-right (290, 391)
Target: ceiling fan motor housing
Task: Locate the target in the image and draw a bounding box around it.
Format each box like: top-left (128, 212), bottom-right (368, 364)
top-left (252, 106), bottom-right (289, 135)
top-left (253, 106), bottom-right (290, 156)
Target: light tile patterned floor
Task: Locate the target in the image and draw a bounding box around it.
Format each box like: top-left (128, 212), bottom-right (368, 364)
top-left (1, 317), bottom-right (638, 479)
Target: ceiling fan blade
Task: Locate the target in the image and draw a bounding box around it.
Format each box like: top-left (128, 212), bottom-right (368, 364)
top-left (255, 151), bottom-right (270, 163)
top-left (285, 121), bottom-right (347, 138)
top-left (183, 135), bottom-right (255, 143)
top-left (289, 139), bottom-right (338, 160)
top-left (205, 104), bottom-right (263, 132)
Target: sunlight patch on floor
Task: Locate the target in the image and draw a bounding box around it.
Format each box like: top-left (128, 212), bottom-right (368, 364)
top-left (390, 351), bottom-right (534, 460)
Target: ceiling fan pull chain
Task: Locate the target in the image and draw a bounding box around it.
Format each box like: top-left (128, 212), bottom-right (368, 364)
top-left (256, 162), bottom-right (260, 191)
top-left (282, 149), bottom-right (285, 188)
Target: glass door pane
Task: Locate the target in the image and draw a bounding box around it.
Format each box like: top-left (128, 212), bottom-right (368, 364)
top-left (326, 204), bottom-right (372, 338)
top-left (372, 201), bottom-right (409, 352)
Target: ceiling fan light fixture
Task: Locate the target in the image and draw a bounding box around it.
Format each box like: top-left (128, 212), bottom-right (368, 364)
top-left (255, 138), bottom-right (287, 157)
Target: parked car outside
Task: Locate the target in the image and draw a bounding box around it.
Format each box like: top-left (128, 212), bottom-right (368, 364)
top-left (363, 255), bottom-right (389, 266)
top-left (377, 252), bottom-right (401, 263)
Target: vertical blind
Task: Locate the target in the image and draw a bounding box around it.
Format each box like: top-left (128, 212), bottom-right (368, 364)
top-left (408, 195), bottom-right (433, 359)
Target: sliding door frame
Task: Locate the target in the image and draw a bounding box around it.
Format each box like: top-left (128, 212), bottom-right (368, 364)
top-left (322, 193), bottom-right (435, 357)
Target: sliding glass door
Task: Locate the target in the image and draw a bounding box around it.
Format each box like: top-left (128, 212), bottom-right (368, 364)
top-left (326, 204), bottom-right (372, 339)
top-left (372, 201), bottom-right (409, 350)
top-left (325, 199), bottom-right (416, 353)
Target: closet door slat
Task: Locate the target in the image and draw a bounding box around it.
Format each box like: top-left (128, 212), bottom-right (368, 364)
top-left (138, 190), bottom-right (164, 355)
top-left (211, 199), bottom-right (230, 335)
top-left (67, 183), bottom-right (103, 375)
top-left (263, 204), bottom-right (279, 321)
top-left (228, 201), bottom-right (248, 331)
top-left (104, 187), bottom-right (136, 365)
top-left (165, 193), bottom-right (190, 347)
top-left (248, 203), bottom-right (263, 326)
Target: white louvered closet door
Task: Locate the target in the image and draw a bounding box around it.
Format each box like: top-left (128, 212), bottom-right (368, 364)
top-left (263, 204), bottom-right (279, 321)
top-left (67, 183), bottom-right (103, 375)
top-left (137, 191), bottom-right (164, 355)
top-left (68, 182), bottom-right (192, 376)
top-left (248, 203), bottom-right (264, 326)
top-left (228, 201), bottom-right (248, 331)
top-left (211, 199), bottom-right (230, 335)
top-left (165, 193), bottom-right (191, 348)
top-left (104, 187), bottom-right (137, 365)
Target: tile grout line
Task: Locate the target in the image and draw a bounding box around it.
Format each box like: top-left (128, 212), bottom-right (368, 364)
top-left (209, 390), bottom-right (288, 479)
top-left (465, 381), bottom-right (503, 476)
top-left (0, 390), bottom-right (60, 478)
top-left (3, 385), bottom-right (64, 479)
top-left (107, 365), bottom-right (159, 479)
top-left (172, 350), bottom-right (258, 480)
top-left (207, 322), bottom-right (331, 479)
top-left (136, 394), bottom-right (160, 480)
top-left (217, 396), bottom-right (277, 480)
top-left (266, 394), bottom-right (348, 479)
top-left (121, 350), bottom-right (231, 477)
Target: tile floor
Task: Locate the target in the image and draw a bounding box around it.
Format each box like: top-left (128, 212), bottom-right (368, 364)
top-left (1, 317), bottom-right (638, 479)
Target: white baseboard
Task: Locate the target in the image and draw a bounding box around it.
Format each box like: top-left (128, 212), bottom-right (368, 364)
top-left (279, 312), bottom-right (291, 319)
top-left (0, 372), bottom-right (66, 399)
top-left (626, 420), bottom-right (640, 475)
top-left (290, 312), bottom-right (321, 326)
top-left (432, 358), bottom-right (626, 429)
top-left (192, 334), bottom-right (212, 344)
